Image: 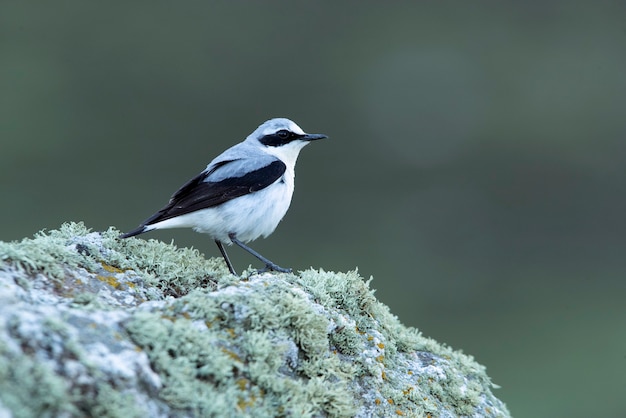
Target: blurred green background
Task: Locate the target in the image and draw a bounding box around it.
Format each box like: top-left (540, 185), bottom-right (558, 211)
top-left (2, 2), bottom-right (625, 416)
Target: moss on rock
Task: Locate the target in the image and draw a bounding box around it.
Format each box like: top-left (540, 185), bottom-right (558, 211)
top-left (0, 223), bottom-right (509, 417)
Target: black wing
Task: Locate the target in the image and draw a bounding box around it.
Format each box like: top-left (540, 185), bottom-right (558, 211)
top-left (141, 159), bottom-right (286, 227)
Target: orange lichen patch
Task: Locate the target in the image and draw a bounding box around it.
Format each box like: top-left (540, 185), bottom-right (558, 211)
top-left (100, 262), bottom-right (124, 274)
top-left (395, 410), bottom-right (405, 416)
top-left (237, 395), bottom-right (257, 411)
top-left (426, 414), bottom-right (432, 418)
top-left (236, 378), bottom-right (249, 391)
top-left (221, 347), bottom-right (242, 362)
top-left (367, 336), bottom-right (374, 341)
top-left (382, 371), bottom-right (387, 380)
top-left (387, 398), bottom-right (394, 405)
top-left (376, 355), bottom-right (385, 363)
top-left (96, 275), bottom-right (121, 289)
top-left (407, 370), bottom-right (413, 375)
top-left (355, 326), bottom-right (365, 335)
top-left (377, 342), bottom-right (385, 349)
top-left (375, 399), bottom-right (381, 405)
top-left (226, 328), bottom-right (236, 338)
top-left (402, 386), bottom-right (414, 395)
top-left (235, 379), bottom-right (259, 411)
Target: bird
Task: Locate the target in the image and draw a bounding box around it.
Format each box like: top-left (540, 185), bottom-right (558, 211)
top-left (120, 118), bottom-right (327, 276)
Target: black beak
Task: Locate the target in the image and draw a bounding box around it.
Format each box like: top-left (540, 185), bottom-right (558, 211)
top-left (302, 133), bottom-right (328, 141)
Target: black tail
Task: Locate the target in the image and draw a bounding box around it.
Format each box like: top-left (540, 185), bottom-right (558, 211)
top-left (119, 225), bottom-right (147, 239)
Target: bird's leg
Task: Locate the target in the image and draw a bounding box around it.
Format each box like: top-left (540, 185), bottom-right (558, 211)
top-left (215, 240), bottom-right (237, 275)
top-left (228, 233), bottom-right (292, 274)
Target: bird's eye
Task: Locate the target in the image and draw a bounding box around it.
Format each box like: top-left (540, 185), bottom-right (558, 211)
top-left (276, 130), bottom-right (290, 139)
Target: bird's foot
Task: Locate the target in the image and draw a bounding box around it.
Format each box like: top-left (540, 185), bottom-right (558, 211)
top-left (256, 262), bottom-right (292, 275)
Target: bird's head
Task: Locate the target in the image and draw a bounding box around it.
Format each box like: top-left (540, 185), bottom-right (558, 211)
top-left (247, 118), bottom-right (327, 164)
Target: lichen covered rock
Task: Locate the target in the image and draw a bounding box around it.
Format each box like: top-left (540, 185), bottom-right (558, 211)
top-left (0, 223), bottom-right (510, 417)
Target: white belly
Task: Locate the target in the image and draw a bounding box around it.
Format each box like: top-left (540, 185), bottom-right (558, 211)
top-left (148, 172), bottom-right (295, 244)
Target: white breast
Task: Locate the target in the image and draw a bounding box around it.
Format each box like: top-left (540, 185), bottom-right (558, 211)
top-left (162, 167), bottom-right (295, 243)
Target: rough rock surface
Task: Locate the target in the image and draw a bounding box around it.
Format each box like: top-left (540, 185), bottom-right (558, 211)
top-left (0, 223), bottom-right (510, 417)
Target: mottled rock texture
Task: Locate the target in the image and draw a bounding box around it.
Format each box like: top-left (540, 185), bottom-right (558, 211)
top-left (0, 223), bottom-right (510, 417)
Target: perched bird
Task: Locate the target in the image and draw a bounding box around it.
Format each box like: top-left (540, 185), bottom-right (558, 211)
top-left (120, 118), bottom-right (327, 275)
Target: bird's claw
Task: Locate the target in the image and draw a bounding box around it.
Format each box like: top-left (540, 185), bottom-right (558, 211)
top-left (255, 263), bottom-right (292, 275)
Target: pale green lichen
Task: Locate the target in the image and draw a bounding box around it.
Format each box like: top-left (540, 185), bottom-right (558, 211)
top-left (0, 338), bottom-right (150, 418)
top-left (0, 223), bottom-right (509, 417)
top-left (295, 268), bottom-right (495, 414)
top-left (124, 271), bottom-right (503, 417)
top-left (0, 222), bottom-right (229, 299)
top-left (89, 386), bottom-right (146, 418)
top-left (0, 224), bottom-right (92, 279)
top-left (0, 341), bottom-right (76, 418)
top-left (125, 280), bottom-right (358, 417)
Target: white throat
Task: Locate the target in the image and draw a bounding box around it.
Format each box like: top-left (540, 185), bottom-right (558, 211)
top-left (263, 140), bottom-right (310, 168)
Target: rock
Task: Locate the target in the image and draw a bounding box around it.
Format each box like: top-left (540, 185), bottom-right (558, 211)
top-left (0, 222), bottom-right (510, 417)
